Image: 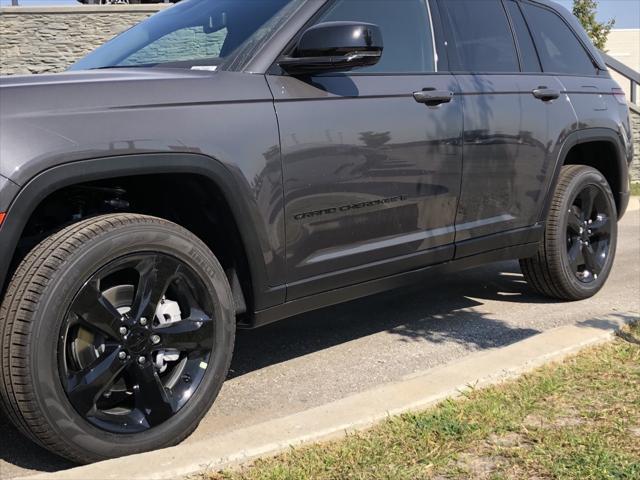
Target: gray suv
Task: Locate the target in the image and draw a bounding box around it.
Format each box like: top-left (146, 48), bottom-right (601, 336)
top-left (0, 0), bottom-right (632, 463)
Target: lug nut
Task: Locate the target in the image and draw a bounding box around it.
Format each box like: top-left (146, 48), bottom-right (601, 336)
top-left (151, 334), bottom-right (161, 345)
top-left (140, 317), bottom-right (148, 326)
top-left (118, 351), bottom-right (127, 360)
top-left (119, 326), bottom-right (128, 335)
top-left (138, 356), bottom-right (146, 365)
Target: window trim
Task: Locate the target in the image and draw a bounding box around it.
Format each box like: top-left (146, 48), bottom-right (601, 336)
top-left (427, 0), bottom-right (451, 72)
top-left (425, 0), bottom-right (439, 73)
top-left (503, 0), bottom-right (543, 73)
top-left (268, 0), bottom-right (441, 76)
top-left (501, 0), bottom-right (524, 72)
top-left (518, 0), bottom-right (603, 76)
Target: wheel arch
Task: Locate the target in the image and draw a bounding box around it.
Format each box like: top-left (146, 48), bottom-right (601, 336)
top-left (541, 128), bottom-right (630, 223)
top-left (0, 153), bottom-right (282, 314)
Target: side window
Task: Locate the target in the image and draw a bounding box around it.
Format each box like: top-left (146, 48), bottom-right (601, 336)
top-left (439, 0), bottom-right (519, 73)
top-left (505, 0), bottom-right (541, 72)
top-left (520, 2), bottom-right (597, 75)
top-left (315, 0), bottom-right (436, 73)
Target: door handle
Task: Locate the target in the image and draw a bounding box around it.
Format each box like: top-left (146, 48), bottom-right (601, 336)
top-left (413, 89), bottom-right (453, 106)
top-left (532, 87), bottom-right (560, 101)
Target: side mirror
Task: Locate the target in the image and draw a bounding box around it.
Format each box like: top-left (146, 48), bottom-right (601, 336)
top-left (279, 21), bottom-right (383, 74)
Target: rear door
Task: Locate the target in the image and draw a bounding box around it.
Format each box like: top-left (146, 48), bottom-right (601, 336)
top-left (437, 0), bottom-right (574, 256)
top-left (518, 0), bottom-right (610, 127)
top-left (268, 0), bottom-right (463, 299)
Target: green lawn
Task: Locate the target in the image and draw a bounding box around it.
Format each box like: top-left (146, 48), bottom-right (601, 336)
top-left (630, 182), bottom-right (640, 197)
top-left (204, 321), bottom-right (640, 480)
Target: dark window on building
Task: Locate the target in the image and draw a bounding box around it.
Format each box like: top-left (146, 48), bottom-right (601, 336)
top-left (316, 0), bottom-right (436, 73)
top-left (520, 2), bottom-right (597, 75)
top-left (505, 0), bottom-right (541, 72)
top-left (439, 0), bottom-right (520, 73)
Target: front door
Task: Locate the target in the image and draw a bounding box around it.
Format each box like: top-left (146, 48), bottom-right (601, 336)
top-left (268, 0), bottom-right (463, 299)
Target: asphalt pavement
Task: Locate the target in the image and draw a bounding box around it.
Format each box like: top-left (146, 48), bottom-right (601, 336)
top-left (1, 201), bottom-right (638, 479)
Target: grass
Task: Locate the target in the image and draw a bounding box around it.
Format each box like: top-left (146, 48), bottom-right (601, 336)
top-left (630, 182), bottom-right (640, 197)
top-left (203, 321), bottom-right (640, 480)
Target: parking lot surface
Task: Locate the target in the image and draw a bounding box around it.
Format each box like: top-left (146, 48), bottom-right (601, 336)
top-left (1, 203), bottom-right (638, 479)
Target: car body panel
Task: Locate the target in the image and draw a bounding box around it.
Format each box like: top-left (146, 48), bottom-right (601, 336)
top-left (0, 0), bottom-right (633, 324)
top-left (0, 70), bottom-right (287, 304)
top-left (453, 74), bottom-right (578, 243)
top-left (0, 176), bottom-right (19, 213)
top-left (268, 73), bottom-right (462, 299)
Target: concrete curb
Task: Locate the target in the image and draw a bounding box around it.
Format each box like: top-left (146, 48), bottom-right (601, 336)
top-left (18, 313), bottom-right (636, 480)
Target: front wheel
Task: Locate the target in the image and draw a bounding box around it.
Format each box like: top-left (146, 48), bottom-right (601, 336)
top-left (0, 214), bottom-right (235, 463)
top-left (520, 165), bottom-right (618, 300)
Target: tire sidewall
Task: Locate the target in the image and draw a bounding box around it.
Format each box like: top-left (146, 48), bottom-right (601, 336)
top-left (28, 220), bottom-right (234, 461)
top-left (554, 168), bottom-right (618, 298)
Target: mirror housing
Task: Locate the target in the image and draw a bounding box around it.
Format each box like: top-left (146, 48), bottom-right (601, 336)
top-left (279, 21), bottom-right (383, 74)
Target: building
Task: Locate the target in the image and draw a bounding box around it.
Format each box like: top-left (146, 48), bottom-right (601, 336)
top-left (605, 29), bottom-right (640, 100)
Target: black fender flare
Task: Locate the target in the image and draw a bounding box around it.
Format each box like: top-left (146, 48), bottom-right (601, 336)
top-left (539, 127), bottom-right (630, 224)
top-left (0, 153), bottom-right (284, 309)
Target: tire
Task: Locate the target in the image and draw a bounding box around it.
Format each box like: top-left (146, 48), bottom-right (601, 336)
top-left (520, 165), bottom-right (618, 300)
top-left (0, 214), bottom-right (235, 463)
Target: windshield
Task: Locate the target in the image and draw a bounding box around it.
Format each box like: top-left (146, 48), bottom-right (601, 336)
top-left (70, 0), bottom-right (301, 71)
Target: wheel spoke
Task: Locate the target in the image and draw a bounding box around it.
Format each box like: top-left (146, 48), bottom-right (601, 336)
top-left (65, 346), bottom-right (127, 416)
top-left (590, 214), bottom-right (610, 237)
top-left (567, 238), bottom-right (584, 272)
top-left (131, 363), bottom-right (176, 427)
top-left (129, 255), bottom-right (181, 323)
top-left (583, 244), bottom-right (604, 275)
top-left (61, 252), bottom-right (215, 433)
top-left (578, 186), bottom-right (597, 222)
top-left (157, 313), bottom-right (213, 352)
top-left (567, 207), bottom-right (582, 234)
top-left (70, 279), bottom-right (123, 340)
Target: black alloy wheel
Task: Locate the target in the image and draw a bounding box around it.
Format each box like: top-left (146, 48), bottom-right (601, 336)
top-left (0, 214), bottom-right (235, 463)
top-left (565, 185), bottom-right (612, 284)
top-left (60, 253), bottom-right (215, 433)
top-left (520, 165), bottom-right (618, 300)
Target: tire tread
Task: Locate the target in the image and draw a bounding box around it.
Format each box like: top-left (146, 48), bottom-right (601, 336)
top-left (520, 165), bottom-right (616, 300)
top-left (0, 214), bottom-right (233, 463)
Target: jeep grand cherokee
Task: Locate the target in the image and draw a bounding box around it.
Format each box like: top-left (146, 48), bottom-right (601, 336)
top-left (0, 0), bottom-right (632, 463)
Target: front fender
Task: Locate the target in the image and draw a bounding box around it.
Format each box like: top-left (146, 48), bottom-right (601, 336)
top-left (0, 153), bottom-right (285, 309)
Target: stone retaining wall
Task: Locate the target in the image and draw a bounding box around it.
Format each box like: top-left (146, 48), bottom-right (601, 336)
top-left (0, 5), bottom-right (165, 75)
top-left (630, 107), bottom-right (640, 183)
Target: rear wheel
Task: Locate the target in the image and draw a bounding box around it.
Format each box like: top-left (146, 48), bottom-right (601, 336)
top-left (520, 165), bottom-right (617, 300)
top-left (0, 214), bottom-right (235, 463)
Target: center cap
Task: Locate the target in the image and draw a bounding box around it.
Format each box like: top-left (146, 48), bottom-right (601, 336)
top-left (125, 327), bottom-right (151, 354)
